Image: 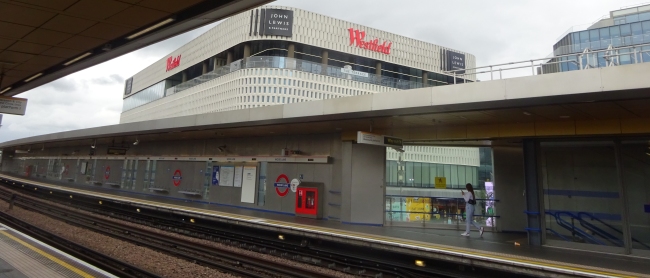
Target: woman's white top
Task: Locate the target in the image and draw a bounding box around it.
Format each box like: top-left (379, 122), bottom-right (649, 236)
top-left (462, 192), bottom-right (474, 203)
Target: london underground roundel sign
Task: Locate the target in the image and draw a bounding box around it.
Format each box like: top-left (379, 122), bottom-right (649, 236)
top-left (274, 174), bottom-right (290, 197)
top-left (104, 166), bottom-right (111, 180)
top-left (172, 169), bottom-right (182, 186)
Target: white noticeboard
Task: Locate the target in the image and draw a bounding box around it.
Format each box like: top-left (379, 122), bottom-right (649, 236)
top-left (80, 162), bottom-right (87, 174)
top-left (240, 166), bottom-right (257, 203)
top-left (0, 96), bottom-right (28, 116)
top-left (219, 166), bottom-right (234, 187)
top-left (356, 131), bottom-right (403, 148)
top-left (234, 166), bottom-right (243, 187)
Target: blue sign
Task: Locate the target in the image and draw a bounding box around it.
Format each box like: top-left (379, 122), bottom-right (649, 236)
top-left (274, 182), bottom-right (290, 188)
top-left (645, 204), bottom-right (650, 213)
top-left (212, 166), bottom-right (220, 185)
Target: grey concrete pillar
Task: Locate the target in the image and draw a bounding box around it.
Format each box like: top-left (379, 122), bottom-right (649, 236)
top-left (321, 50), bottom-right (328, 75)
top-left (243, 43), bottom-right (251, 59)
top-left (341, 142), bottom-right (386, 225)
top-left (375, 61), bottom-right (382, 82)
top-left (226, 51), bottom-right (233, 65)
top-left (181, 71), bottom-right (187, 83)
top-left (523, 139), bottom-right (543, 246)
top-left (422, 71), bottom-right (428, 86)
top-left (287, 43), bottom-right (295, 58)
top-left (212, 57), bottom-right (219, 70)
top-left (202, 60), bottom-right (208, 74)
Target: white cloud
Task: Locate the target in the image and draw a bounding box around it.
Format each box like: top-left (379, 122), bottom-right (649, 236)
top-left (0, 0), bottom-right (644, 143)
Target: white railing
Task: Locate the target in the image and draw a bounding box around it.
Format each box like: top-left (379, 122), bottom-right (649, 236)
top-left (445, 43), bottom-right (650, 84)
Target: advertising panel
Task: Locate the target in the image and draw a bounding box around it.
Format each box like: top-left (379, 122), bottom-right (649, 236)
top-left (240, 166), bottom-right (257, 203)
top-left (211, 166), bottom-right (220, 185)
top-left (219, 166), bottom-right (234, 186)
top-left (259, 9), bottom-right (294, 37)
top-left (443, 50), bottom-right (466, 74)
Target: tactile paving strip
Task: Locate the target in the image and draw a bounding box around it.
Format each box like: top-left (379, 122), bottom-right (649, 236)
top-left (0, 228), bottom-right (98, 278)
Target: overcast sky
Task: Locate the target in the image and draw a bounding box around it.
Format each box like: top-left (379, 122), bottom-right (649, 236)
top-left (0, 0), bottom-right (643, 143)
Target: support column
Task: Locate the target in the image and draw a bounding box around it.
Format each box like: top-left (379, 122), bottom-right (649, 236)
top-left (375, 62), bottom-right (382, 83)
top-left (287, 43), bottom-right (295, 58)
top-left (181, 71), bottom-right (187, 83)
top-left (226, 50), bottom-right (233, 65)
top-left (523, 139), bottom-right (543, 246)
top-left (341, 141), bottom-right (385, 225)
top-left (243, 43), bottom-right (251, 59)
top-left (202, 60), bottom-right (208, 74)
top-left (321, 50), bottom-right (328, 75)
top-left (212, 57), bottom-right (219, 70)
top-left (614, 140), bottom-right (632, 254)
top-left (422, 71), bottom-right (428, 87)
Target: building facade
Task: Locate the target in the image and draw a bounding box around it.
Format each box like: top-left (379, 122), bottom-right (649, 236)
top-left (544, 4), bottom-right (650, 73)
top-left (120, 6), bottom-right (476, 123)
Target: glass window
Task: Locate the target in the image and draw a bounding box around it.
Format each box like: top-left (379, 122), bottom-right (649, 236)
top-left (639, 11), bottom-right (650, 21)
top-left (626, 14), bottom-right (639, 24)
top-left (621, 24), bottom-right (632, 36)
top-left (610, 26), bottom-right (622, 47)
top-left (632, 22), bottom-right (643, 35)
top-left (599, 28), bottom-right (610, 47)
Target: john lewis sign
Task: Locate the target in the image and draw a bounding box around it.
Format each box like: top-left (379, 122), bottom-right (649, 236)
top-left (259, 9), bottom-right (294, 37)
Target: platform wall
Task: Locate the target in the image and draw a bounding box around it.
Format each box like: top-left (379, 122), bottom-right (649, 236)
top-left (1, 133), bottom-right (346, 218)
top-left (492, 146), bottom-right (527, 232)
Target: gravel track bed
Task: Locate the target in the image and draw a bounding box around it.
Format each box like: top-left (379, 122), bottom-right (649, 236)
top-left (1, 190), bottom-right (355, 278)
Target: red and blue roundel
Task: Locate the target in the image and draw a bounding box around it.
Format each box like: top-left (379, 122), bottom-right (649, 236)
top-left (172, 169), bottom-right (182, 186)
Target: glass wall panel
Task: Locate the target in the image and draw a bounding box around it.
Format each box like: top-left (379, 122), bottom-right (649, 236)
top-left (620, 141), bottom-right (650, 254)
top-left (405, 162), bottom-right (414, 187)
top-left (541, 142), bottom-right (624, 252)
top-left (611, 26), bottom-right (623, 47)
top-left (413, 162), bottom-right (423, 187)
top-left (589, 29), bottom-right (601, 49)
top-left (422, 163), bottom-right (431, 188)
top-left (122, 80), bottom-right (167, 112)
top-left (640, 12), bottom-right (650, 21)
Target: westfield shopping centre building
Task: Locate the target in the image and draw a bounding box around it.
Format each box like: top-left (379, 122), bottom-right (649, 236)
top-left (120, 6), bottom-right (476, 123)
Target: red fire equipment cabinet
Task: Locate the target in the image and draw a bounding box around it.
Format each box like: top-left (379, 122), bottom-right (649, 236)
top-left (295, 182), bottom-right (324, 219)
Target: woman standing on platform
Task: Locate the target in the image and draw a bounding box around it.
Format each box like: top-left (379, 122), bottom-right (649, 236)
top-left (461, 183), bottom-right (484, 237)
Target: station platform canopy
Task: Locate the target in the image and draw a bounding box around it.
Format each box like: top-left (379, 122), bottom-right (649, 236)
top-left (0, 0), bottom-right (272, 97)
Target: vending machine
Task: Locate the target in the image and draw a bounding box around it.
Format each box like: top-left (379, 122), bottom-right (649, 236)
top-left (295, 182), bottom-right (324, 219)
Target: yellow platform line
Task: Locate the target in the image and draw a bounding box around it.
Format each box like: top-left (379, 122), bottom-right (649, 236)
top-left (0, 175), bottom-right (643, 278)
top-left (0, 230), bottom-right (94, 278)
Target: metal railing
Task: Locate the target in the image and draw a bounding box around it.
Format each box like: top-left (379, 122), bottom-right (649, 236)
top-left (444, 42), bottom-right (650, 84)
top-left (165, 56), bottom-right (434, 96)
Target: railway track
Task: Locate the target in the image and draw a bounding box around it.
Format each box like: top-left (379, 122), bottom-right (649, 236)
top-left (1, 176), bottom-right (506, 278)
top-left (0, 189), bottom-right (339, 278)
top-left (0, 210), bottom-right (159, 278)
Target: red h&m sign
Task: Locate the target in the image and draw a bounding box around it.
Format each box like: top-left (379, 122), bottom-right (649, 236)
top-left (348, 28), bottom-right (392, 55)
top-left (166, 55), bottom-right (181, 72)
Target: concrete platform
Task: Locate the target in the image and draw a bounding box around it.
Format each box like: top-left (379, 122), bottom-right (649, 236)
top-left (2, 174), bottom-right (649, 278)
top-left (0, 222), bottom-right (116, 278)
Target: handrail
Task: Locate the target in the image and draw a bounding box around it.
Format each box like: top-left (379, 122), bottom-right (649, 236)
top-left (548, 211), bottom-right (606, 245)
top-left (546, 228), bottom-right (571, 242)
top-left (444, 42), bottom-right (650, 84)
top-left (577, 212), bottom-right (650, 249)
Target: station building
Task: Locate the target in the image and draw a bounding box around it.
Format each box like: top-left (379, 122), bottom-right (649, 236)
top-left (117, 5), bottom-right (486, 228)
top-left (120, 6), bottom-right (476, 123)
top-left (544, 3), bottom-right (650, 73)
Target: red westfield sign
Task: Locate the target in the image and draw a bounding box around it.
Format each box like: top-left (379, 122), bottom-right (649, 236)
top-left (348, 28), bottom-right (392, 55)
top-left (166, 55), bottom-right (181, 72)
